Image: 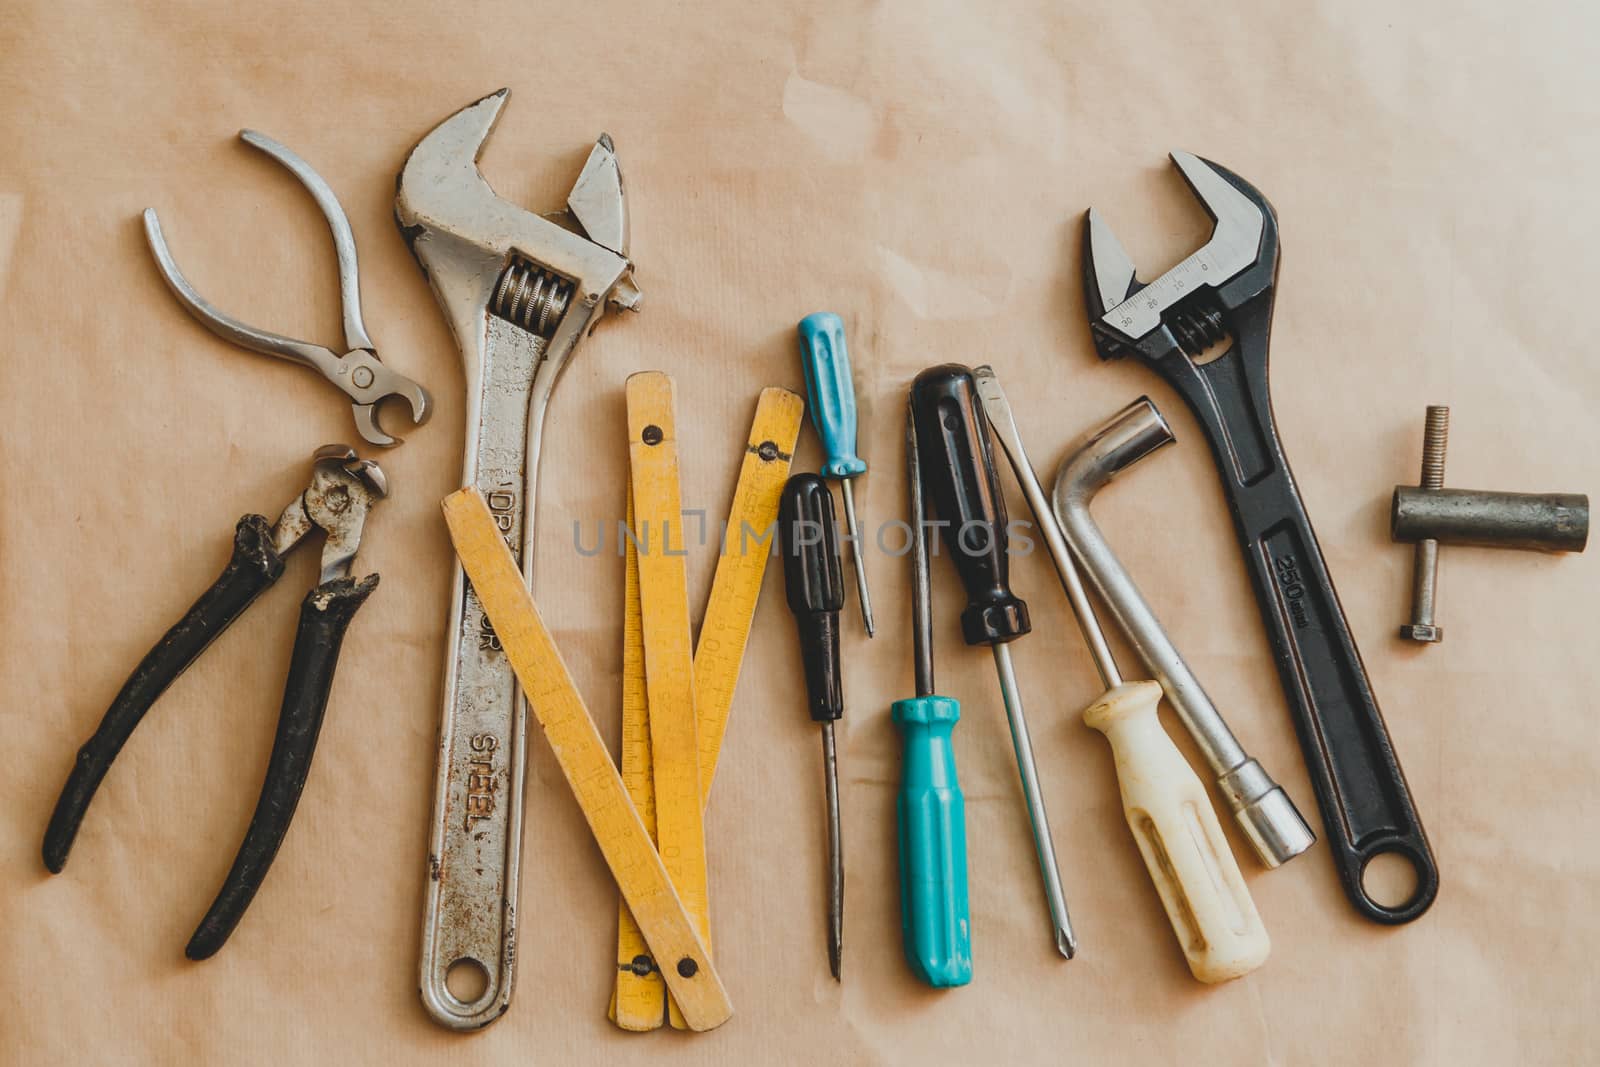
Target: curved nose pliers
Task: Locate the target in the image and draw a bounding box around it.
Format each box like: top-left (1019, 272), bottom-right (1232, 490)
top-left (43, 445), bottom-right (387, 959)
top-left (143, 130), bottom-right (432, 447)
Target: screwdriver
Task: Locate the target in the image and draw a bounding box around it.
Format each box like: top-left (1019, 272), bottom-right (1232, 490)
top-left (797, 312), bottom-right (875, 637)
top-left (892, 397), bottom-right (973, 987)
top-left (777, 472), bottom-right (847, 980)
top-left (973, 365), bottom-right (1271, 983)
top-left (909, 364), bottom-right (1075, 960)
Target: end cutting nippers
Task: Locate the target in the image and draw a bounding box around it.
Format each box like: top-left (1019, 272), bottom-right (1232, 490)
top-left (144, 130), bottom-right (432, 447)
top-left (43, 445), bottom-right (387, 959)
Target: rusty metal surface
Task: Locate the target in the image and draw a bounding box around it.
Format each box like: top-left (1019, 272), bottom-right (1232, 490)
top-left (396, 90), bottom-right (641, 1031)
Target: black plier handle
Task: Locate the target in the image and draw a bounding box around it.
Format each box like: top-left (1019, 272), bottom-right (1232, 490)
top-left (43, 446), bottom-right (386, 958)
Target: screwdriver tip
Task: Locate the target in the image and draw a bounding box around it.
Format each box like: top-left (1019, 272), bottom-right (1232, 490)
top-left (1056, 926), bottom-right (1077, 960)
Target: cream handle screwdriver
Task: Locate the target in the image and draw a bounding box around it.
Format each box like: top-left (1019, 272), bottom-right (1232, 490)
top-left (973, 365), bottom-right (1269, 984)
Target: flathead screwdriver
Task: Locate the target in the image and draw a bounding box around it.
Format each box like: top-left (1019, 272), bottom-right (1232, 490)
top-left (893, 398), bottom-right (972, 987)
top-left (777, 473), bottom-right (847, 980)
top-left (910, 364), bottom-right (1075, 960)
top-left (798, 312), bottom-right (875, 637)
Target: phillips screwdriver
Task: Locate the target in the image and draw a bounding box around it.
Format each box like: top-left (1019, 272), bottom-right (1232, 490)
top-left (892, 398), bottom-right (973, 987)
top-left (777, 472), bottom-right (847, 980)
top-left (798, 312), bottom-right (875, 637)
top-left (974, 365), bottom-right (1270, 983)
top-left (910, 364), bottom-right (1075, 960)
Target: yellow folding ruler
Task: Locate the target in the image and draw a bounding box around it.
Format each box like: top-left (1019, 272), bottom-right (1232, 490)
top-left (440, 488), bottom-right (733, 1033)
top-left (612, 384), bottom-right (804, 1031)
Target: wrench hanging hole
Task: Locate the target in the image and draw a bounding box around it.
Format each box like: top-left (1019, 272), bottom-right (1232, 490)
top-left (445, 956), bottom-right (490, 1004)
top-left (491, 256), bottom-right (574, 339)
top-left (1360, 850), bottom-right (1422, 910)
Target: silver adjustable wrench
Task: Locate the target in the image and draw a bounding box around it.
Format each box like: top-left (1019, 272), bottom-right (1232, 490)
top-left (395, 89), bottom-right (640, 1029)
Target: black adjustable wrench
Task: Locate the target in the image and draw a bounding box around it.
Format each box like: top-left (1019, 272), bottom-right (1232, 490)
top-left (1079, 153), bottom-right (1437, 924)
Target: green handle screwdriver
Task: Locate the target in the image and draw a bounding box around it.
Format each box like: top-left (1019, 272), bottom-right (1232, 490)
top-left (890, 397), bottom-right (972, 987)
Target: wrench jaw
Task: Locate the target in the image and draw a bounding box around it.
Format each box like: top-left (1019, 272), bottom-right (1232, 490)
top-left (395, 90), bottom-right (639, 404)
top-left (1082, 153), bottom-right (1280, 371)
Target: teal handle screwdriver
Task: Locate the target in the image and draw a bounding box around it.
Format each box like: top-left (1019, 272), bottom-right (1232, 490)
top-left (891, 397), bottom-right (972, 987)
top-left (797, 312), bottom-right (875, 637)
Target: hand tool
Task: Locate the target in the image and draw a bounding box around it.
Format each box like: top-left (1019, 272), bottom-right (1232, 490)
top-left (396, 89), bottom-right (641, 1029)
top-left (1391, 406), bottom-right (1589, 641)
top-left (1043, 395), bottom-right (1314, 871)
top-left (612, 386), bottom-right (803, 1030)
top-left (975, 368), bottom-right (1272, 981)
top-left (1394, 488), bottom-right (1589, 552)
top-left (44, 445), bottom-right (386, 958)
top-left (892, 399), bottom-right (972, 988)
top-left (1081, 152), bottom-right (1437, 923)
top-left (777, 473), bottom-right (848, 979)
top-left (441, 489), bottom-right (732, 1032)
top-left (798, 312), bottom-right (876, 637)
top-left (623, 372), bottom-right (709, 1030)
top-left (910, 364), bottom-right (1076, 960)
top-left (1397, 406), bottom-right (1451, 643)
top-left (144, 131), bottom-right (431, 448)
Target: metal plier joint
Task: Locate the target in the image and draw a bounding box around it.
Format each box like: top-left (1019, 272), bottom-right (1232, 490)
top-left (43, 445), bottom-right (387, 958)
top-left (144, 131), bottom-right (432, 447)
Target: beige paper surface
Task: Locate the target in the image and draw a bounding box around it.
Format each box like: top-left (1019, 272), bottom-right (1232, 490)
top-left (3, 2), bottom-right (1596, 1062)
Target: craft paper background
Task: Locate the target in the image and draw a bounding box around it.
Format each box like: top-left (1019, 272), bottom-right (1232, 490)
top-left (3, 1), bottom-right (1596, 1062)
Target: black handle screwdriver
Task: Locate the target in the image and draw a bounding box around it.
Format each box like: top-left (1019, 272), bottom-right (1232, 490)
top-left (910, 363), bottom-right (1076, 959)
top-left (777, 473), bottom-right (847, 980)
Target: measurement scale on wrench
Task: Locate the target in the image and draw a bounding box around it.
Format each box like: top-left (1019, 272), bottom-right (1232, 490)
top-left (396, 89), bottom-right (642, 1029)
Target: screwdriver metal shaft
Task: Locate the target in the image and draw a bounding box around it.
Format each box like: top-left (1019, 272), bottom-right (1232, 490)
top-left (837, 479), bottom-right (872, 636)
top-left (778, 473), bottom-right (848, 980)
top-left (798, 312), bottom-right (875, 637)
top-left (821, 720), bottom-right (843, 979)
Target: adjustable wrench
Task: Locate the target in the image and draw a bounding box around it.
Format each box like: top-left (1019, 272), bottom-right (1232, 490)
top-left (396, 90), bottom-right (640, 1029)
top-left (1081, 154), bottom-right (1438, 924)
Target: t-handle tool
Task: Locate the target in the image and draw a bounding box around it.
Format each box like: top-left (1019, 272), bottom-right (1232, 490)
top-left (144, 131), bottom-right (431, 447)
top-left (1082, 152), bottom-right (1438, 924)
top-left (892, 399), bottom-right (972, 988)
top-left (910, 364), bottom-right (1075, 960)
top-left (777, 473), bottom-right (847, 980)
top-left (43, 445), bottom-right (385, 959)
top-left (975, 367), bottom-right (1272, 983)
top-left (396, 90), bottom-right (641, 1029)
top-left (797, 312), bottom-right (875, 637)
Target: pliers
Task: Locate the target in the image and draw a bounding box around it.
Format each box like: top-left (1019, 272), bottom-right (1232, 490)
top-left (43, 445), bottom-right (386, 958)
top-left (143, 130), bottom-right (432, 447)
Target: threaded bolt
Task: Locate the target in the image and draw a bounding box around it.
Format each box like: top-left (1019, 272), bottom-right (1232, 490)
top-left (1420, 406), bottom-right (1449, 489)
top-left (1400, 405), bottom-right (1449, 643)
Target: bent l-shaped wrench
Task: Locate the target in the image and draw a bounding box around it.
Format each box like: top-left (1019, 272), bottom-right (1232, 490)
top-left (396, 89), bottom-right (640, 1029)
